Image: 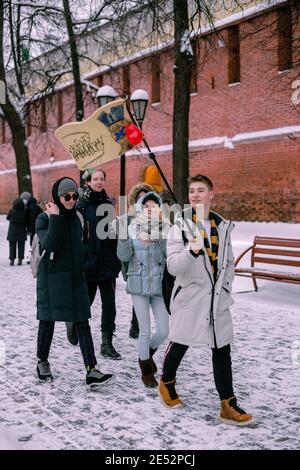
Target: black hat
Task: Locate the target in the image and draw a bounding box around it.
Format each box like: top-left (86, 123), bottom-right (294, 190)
top-left (140, 191), bottom-right (161, 206)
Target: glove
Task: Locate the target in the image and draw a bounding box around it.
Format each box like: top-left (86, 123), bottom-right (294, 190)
top-left (83, 186), bottom-right (92, 200)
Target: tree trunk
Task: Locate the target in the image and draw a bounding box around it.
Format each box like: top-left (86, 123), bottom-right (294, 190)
top-left (173, 0), bottom-right (193, 206)
top-left (7, 103), bottom-right (32, 194)
top-left (63, 0), bottom-right (84, 185)
top-left (0, 3), bottom-right (32, 195)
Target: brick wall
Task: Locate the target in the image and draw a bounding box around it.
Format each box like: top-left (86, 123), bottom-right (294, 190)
top-left (1, 8), bottom-right (299, 221)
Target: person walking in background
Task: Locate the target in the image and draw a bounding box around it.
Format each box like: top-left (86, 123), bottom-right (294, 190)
top-left (20, 192), bottom-right (31, 206)
top-left (6, 198), bottom-right (27, 266)
top-left (35, 176), bottom-right (113, 388)
top-left (26, 197), bottom-right (43, 246)
top-left (140, 163), bottom-right (172, 205)
top-left (117, 192), bottom-right (169, 388)
top-left (77, 168), bottom-right (122, 360)
top-left (158, 174), bottom-right (253, 426)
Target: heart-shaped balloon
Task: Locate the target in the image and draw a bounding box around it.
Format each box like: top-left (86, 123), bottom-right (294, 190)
top-left (125, 124), bottom-right (143, 145)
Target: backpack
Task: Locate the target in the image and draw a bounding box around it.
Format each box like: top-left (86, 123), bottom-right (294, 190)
top-left (30, 211), bottom-right (85, 278)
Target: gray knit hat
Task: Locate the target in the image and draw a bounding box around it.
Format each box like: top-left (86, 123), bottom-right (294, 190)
top-left (20, 191), bottom-right (31, 201)
top-left (57, 178), bottom-right (78, 197)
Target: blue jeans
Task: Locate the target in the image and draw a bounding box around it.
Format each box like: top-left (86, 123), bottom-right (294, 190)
top-left (131, 295), bottom-right (169, 360)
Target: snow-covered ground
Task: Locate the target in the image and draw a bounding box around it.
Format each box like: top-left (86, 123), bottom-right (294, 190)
top-left (0, 215), bottom-right (299, 450)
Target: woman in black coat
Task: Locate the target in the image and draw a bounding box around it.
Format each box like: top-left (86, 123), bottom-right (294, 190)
top-left (7, 198), bottom-right (27, 265)
top-left (35, 176), bottom-right (113, 388)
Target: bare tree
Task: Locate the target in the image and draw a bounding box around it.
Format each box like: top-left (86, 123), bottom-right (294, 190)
top-left (3, 0), bottom-right (296, 203)
top-left (0, 1), bottom-right (32, 195)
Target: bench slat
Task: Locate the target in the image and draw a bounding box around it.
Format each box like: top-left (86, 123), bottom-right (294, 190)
top-left (235, 267), bottom-right (300, 279)
top-left (253, 256), bottom-right (300, 267)
top-left (234, 273), bottom-right (300, 285)
top-left (254, 247), bottom-right (300, 257)
top-left (254, 237), bottom-right (300, 248)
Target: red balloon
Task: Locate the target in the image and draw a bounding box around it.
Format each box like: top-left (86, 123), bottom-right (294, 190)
top-left (125, 124), bottom-right (143, 145)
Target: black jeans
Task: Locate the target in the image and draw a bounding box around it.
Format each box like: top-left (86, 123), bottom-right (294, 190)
top-left (30, 233), bottom-right (35, 247)
top-left (162, 342), bottom-right (234, 401)
top-left (9, 241), bottom-right (25, 260)
top-left (87, 279), bottom-right (116, 334)
top-left (37, 320), bottom-right (97, 368)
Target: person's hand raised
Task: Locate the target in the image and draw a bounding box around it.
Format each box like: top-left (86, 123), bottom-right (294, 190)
top-left (188, 237), bottom-right (203, 255)
top-left (45, 202), bottom-right (59, 215)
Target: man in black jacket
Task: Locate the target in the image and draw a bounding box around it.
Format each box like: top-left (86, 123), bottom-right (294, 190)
top-left (76, 169), bottom-right (122, 360)
top-left (26, 197), bottom-right (43, 246)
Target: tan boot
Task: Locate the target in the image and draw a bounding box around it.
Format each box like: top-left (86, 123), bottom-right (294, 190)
top-left (219, 396), bottom-right (253, 426)
top-left (139, 358), bottom-right (158, 388)
top-left (158, 379), bottom-right (183, 408)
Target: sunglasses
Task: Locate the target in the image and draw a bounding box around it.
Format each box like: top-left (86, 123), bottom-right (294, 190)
top-left (61, 192), bottom-right (79, 201)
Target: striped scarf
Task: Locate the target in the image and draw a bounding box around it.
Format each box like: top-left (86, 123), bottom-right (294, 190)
top-left (192, 210), bottom-right (219, 281)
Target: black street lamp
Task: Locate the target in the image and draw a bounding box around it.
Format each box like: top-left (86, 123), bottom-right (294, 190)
top-left (119, 89), bottom-right (149, 196)
top-left (95, 86), bottom-right (149, 198)
top-left (96, 85), bottom-right (117, 108)
top-left (130, 89), bottom-right (149, 129)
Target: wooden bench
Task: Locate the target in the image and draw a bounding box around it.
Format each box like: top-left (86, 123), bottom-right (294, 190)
top-left (234, 236), bottom-right (300, 291)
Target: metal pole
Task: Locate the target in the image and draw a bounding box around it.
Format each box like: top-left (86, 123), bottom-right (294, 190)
top-left (142, 137), bottom-right (178, 204)
top-left (120, 153), bottom-right (126, 196)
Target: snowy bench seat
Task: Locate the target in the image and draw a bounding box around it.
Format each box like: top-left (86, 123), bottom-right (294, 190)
top-left (234, 236), bottom-right (300, 291)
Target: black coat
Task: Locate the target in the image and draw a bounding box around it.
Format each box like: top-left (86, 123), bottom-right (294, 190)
top-left (76, 189), bottom-right (121, 282)
top-left (36, 211), bottom-right (91, 322)
top-left (26, 197), bottom-right (42, 234)
top-left (7, 199), bottom-right (27, 242)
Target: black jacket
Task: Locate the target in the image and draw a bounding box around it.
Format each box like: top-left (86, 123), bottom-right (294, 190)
top-left (7, 198), bottom-right (27, 242)
top-left (76, 188), bottom-right (121, 282)
top-left (36, 211), bottom-right (91, 322)
top-left (26, 197), bottom-right (43, 234)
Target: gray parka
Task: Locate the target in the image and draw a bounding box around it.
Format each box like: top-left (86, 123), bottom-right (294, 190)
top-left (167, 211), bottom-right (235, 348)
top-left (117, 223), bottom-right (166, 297)
top-left (117, 193), bottom-right (167, 297)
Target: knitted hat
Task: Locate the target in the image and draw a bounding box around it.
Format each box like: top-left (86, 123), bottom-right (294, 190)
top-left (57, 178), bottom-right (79, 197)
top-left (141, 164), bottom-right (163, 193)
top-left (20, 192), bottom-right (31, 201)
top-left (140, 191), bottom-right (162, 207)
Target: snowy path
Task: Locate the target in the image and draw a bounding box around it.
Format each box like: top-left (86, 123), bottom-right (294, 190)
top-left (0, 216), bottom-right (299, 450)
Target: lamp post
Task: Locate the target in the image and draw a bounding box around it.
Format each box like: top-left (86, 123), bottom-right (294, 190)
top-left (130, 89), bottom-right (149, 130)
top-left (117, 89), bottom-right (148, 196)
top-left (95, 86), bottom-right (149, 197)
top-left (119, 89), bottom-right (149, 197)
top-left (96, 85), bottom-right (117, 107)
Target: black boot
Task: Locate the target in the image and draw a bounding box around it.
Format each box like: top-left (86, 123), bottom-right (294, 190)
top-left (150, 347), bottom-right (158, 374)
top-left (129, 309), bottom-right (139, 339)
top-left (65, 322), bottom-right (78, 346)
top-left (9, 259), bottom-right (14, 266)
top-left (101, 332), bottom-right (121, 360)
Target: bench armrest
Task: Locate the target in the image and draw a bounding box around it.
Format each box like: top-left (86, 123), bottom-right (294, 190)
top-left (234, 245), bottom-right (254, 267)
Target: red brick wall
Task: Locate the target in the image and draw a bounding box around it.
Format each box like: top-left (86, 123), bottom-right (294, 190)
top-left (0, 9), bottom-right (299, 221)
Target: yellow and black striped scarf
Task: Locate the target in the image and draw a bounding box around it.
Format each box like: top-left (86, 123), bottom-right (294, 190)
top-left (192, 210), bottom-right (219, 281)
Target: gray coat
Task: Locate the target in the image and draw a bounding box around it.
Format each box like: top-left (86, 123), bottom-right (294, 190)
top-left (167, 212), bottom-right (235, 348)
top-left (117, 222), bottom-right (167, 297)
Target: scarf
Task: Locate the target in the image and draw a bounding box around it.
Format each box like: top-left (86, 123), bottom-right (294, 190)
top-left (192, 210), bottom-right (219, 281)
